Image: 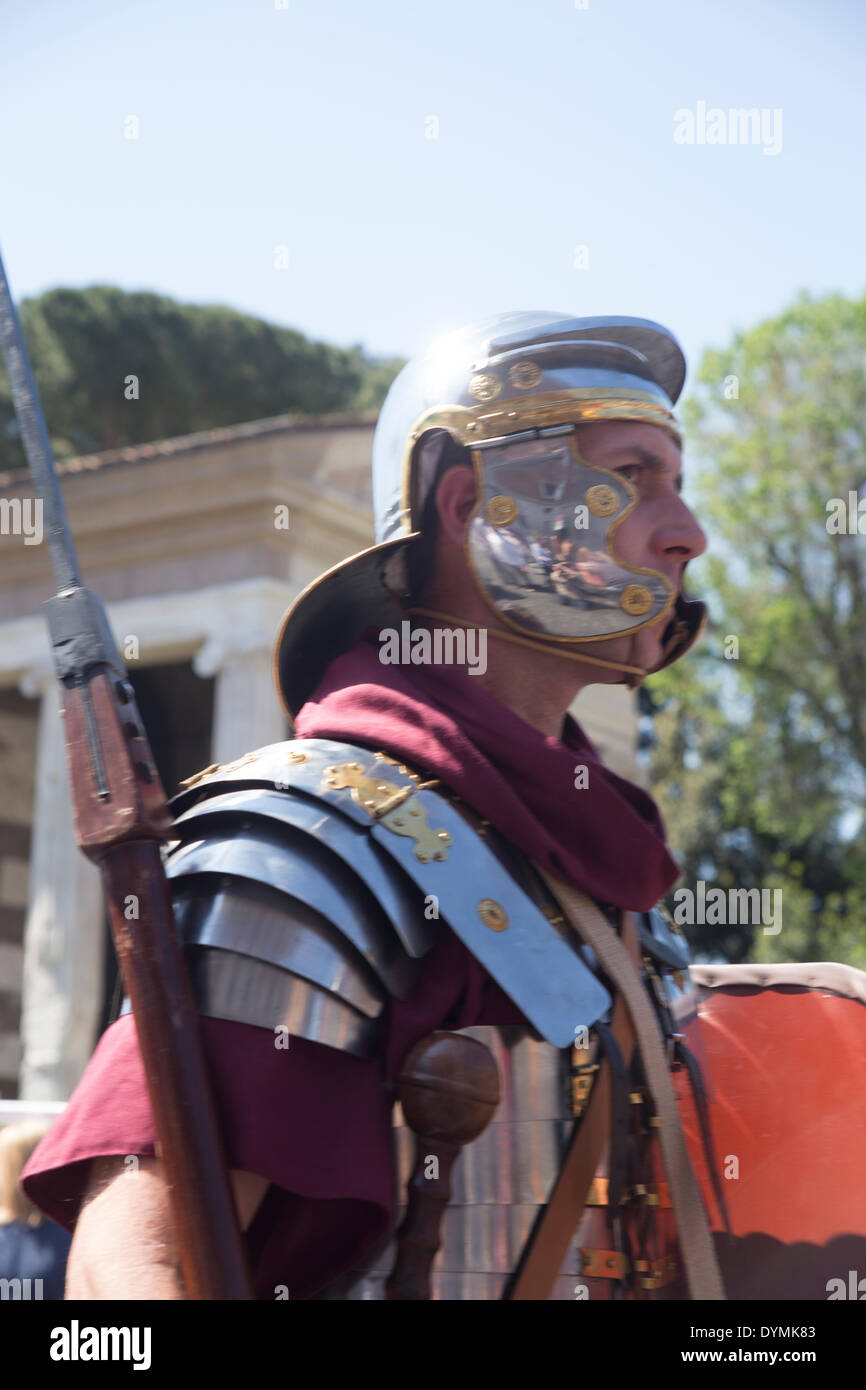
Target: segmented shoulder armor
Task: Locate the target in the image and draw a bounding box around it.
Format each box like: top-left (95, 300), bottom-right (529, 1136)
top-left (118, 737), bottom-right (623, 1056)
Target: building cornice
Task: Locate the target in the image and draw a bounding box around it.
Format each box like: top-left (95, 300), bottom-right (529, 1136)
top-left (2, 576), bottom-right (297, 691)
top-left (0, 410), bottom-right (378, 492)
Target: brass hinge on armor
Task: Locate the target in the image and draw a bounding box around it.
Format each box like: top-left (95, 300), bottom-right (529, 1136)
top-left (177, 746), bottom-right (311, 793)
top-left (324, 761), bottom-right (453, 864)
top-left (581, 1248), bottom-right (678, 1291)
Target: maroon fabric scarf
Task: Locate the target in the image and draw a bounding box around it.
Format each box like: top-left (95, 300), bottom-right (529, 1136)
top-left (294, 635), bottom-right (680, 912)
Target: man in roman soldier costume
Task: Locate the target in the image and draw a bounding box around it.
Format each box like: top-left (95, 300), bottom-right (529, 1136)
top-left (25, 310), bottom-right (853, 1301)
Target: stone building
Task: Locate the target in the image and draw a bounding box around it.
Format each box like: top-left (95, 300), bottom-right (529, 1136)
top-left (0, 412), bottom-right (643, 1103)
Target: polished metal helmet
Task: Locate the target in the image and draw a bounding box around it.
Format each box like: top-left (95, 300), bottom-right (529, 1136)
top-left (274, 311), bottom-right (706, 719)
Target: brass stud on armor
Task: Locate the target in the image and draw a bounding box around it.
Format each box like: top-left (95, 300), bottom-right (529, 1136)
top-left (468, 372), bottom-right (502, 402)
top-left (585, 484), bottom-right (619, 517)
top-left (485, 495), bottom-right (518, 527)
top-left (620, 584), bottom-right (653, 617)
top-left (508, 360), bottom-right (543, 390)
top-left (478, 898), bottom-right (508, 932)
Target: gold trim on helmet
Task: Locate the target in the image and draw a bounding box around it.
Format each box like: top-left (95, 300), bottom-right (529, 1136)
top-left (400, 386), bottom-right (681, 533)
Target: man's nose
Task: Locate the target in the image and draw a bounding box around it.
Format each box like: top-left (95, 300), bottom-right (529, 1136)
top-left (654, 493), bottom-right (707, 563)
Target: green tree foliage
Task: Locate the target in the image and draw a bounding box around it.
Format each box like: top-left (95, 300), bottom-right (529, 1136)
top-left (0, 287), bottom-right (403, 472)
top-left (645, 291), bottom-right (866, 966)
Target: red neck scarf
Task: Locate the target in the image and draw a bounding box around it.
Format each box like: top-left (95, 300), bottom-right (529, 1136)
top-left (294, 636), bottom-right (680, 912)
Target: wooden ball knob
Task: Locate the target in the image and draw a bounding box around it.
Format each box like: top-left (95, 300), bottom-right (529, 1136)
top-left (398, 1031), bottom-right (500, 1145)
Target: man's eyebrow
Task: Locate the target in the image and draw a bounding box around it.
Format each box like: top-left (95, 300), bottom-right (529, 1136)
top-left (606, 445), bottom-right (683, 493)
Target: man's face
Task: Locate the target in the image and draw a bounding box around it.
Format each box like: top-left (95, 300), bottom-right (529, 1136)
top-left (572, 419), bottom-right (707, 675)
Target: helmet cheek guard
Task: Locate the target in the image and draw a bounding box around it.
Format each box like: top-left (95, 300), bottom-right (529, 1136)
top-left (465, 425), bottom-right (676, 646)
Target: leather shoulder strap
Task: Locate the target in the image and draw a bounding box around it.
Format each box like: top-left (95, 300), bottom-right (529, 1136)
top-left (508, 872), bottom-right (726, 1302)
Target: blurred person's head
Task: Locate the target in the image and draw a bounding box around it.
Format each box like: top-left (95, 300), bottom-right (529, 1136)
top-left (0, 1120), bottom-right (52, 1227)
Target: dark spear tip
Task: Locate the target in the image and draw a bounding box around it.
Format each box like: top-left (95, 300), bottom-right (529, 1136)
top-left (0, 241), bottom-right (81, 592)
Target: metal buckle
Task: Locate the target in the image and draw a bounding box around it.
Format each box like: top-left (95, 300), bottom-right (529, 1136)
top-left (570, 1044), bottom-right (599, 1116)
top-left (633, 1256), bottom-right (678, 1291)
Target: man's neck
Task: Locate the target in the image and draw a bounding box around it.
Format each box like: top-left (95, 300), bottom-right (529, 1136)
top-left (463, 634), bottom-right (586, 739)
top-left (420, 577), bottom-right (626, 739)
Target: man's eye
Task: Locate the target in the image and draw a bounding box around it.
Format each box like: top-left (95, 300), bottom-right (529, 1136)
top-left (616, 463), bottom-right (643, 484)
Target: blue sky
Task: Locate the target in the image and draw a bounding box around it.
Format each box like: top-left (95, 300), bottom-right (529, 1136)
top-left (1, 0), bottom-right (863, 394)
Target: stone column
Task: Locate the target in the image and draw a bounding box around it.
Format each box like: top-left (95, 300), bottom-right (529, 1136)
top-left (195, 633), bottom-right (289, 766)
top-left (17, 670), bottom-right (105, 1100)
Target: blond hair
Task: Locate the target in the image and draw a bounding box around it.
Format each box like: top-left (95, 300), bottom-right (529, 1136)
top-left (0, 1120), bottom-right (52, 1227)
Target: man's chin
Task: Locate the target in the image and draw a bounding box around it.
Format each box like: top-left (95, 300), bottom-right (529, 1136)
top-left (515, 627), bottom-right (662, 684)
top-left (588, 628), bottom-right (662, 681)
top-left (565, 633), bottom-right (649, 685)
top-left (637, 621), bottom-right (665, 655)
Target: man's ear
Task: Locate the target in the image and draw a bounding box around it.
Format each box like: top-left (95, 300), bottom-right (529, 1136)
top-left (433, 464), bottom-right (477, 545)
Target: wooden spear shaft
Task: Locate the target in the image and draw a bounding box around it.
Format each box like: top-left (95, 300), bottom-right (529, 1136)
top-left (0, 246), bottom-right (252, 1299)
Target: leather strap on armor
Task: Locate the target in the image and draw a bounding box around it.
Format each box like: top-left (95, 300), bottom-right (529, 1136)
top-left (534, 872), bottom-right (726, 1301)
top-left (504, 904), bottom-right (639, 1300)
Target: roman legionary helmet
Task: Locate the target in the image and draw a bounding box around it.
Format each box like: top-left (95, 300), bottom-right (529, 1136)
top-left (274, 311), bottom-right (706, 719)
